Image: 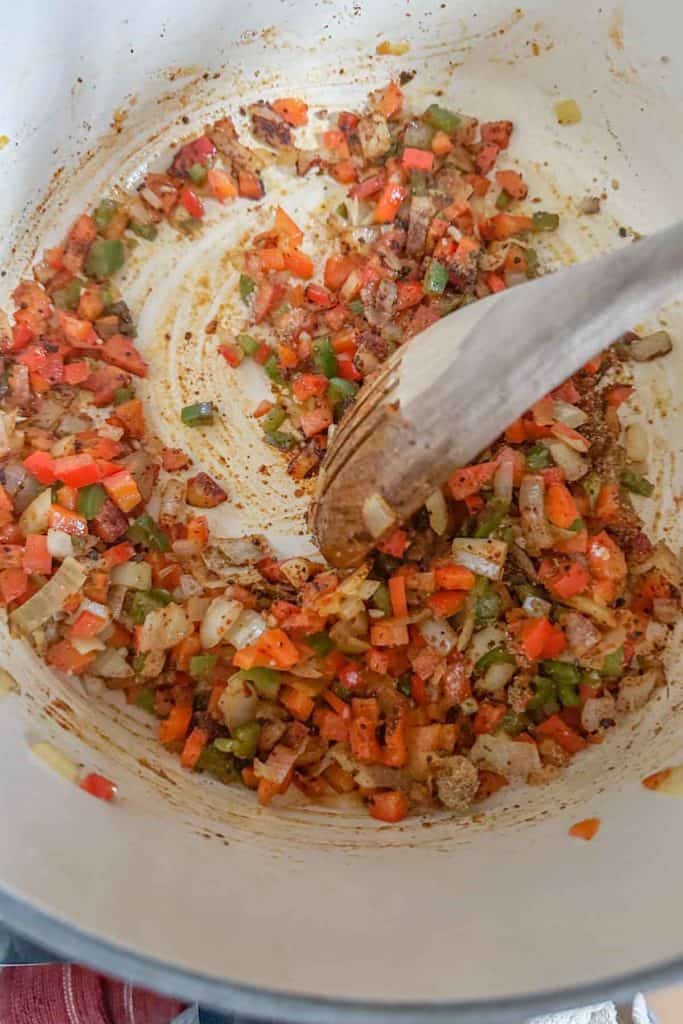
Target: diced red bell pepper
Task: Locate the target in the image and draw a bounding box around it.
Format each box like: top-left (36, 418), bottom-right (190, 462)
top-left (101, 335), bottom-right (148, 377)
top-left (474, 702), bottom-right (506, 735)
top-left (377, 528), bottom-right (410, 558)
top-left (299, 405), bottom-right (333, 438)
top-left (52, 453), bottom-right (101, 489)
top-left (70, 609), bottom-right (108, 641)
top-left (367, 789), bottom-right (408, 823)
top-left (519, 617), bottom-right (566, 660)
top-left (305, 284), bottom-right (334, 308)
top-left (23, 534), bottom-right (52, 576)
top-left (537, 714), bottom-right (587, 754)
top-left (402, 147), bottom-right (434, 172)
top-left (0, 567), bottom-right (28, 605)
top-left (23, 451), bottom-right (57, 485)
top-left (80, 772), bottom-right (118, 801)
top-left (180, 186), bottom-right (205, 218)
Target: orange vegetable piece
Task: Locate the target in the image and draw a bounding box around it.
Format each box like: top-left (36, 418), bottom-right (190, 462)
top-left (103, 470), bottom-right (142, 514)
top-left (367, 789), bottom-right (408, 823)
top-left (283, 249), bottom-right (314, 279)
top-left (595, 482), bottom-right (620, 522)
top-left (642, 769), bottom-right (672, 791)
top-left (46, 639), bottom-right (95, 675)
top-left (428, 590), bottom-right (467, 617)
top-left (588, 530), bottom-right (627, 581)
top-left (181, 727), bottom-right (209, 769)
top-left (545, 481), bottom-right (580, 529)
top-left (272, 97), bottom-right (308, 127)
top-left (233, 627), bottom-right (300, 670)
top-left (375, 81), bottom-right (404, 118)
top-left (273, 206), bottom-right (304, 247)
top-left (448, 461), bottom-right (497, 500)
top-left (537, 714), bottom-right (587, 754)
top-left (474, 702), bottom-right (506, 735)
top-left (434, 565), bottom-right (476, 591)
top-left (569, 817), bottom-right (601, 841)
top-left (389, 575), bottom-right (408, 618)
top-left (369, 619), bottom-right (409, 648)
top-left (280, 684), bottom-right (315, 722)
top-left (519, 617), bottom-right (566, 660)
top-left (158, 705), bottom-right (193, 744)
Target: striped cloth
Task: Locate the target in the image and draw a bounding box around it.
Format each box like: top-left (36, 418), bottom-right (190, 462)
top-left (0, 964), bottom-right (189, 1023)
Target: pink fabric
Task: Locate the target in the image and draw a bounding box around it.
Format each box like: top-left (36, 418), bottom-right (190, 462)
top-left (0, 963), bottom-right (187, 1023)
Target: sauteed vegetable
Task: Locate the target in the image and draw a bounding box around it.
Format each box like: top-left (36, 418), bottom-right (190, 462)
top-left (2, 81), bottom-right (679, 822)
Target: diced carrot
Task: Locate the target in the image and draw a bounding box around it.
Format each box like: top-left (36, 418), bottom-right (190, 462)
top-left (373, 181), bottom-right (408, 224)
top-left (642, 769), bottom-right (672, 791)
top-left (46, 639), bottom-right (95, 675)
top-left (330, 159), bottom-right (358, 184)
top-left (486, 272), bottom-right (506, 293)
top-left (63, 361), bottom-right (90, 385)
top-left (70, 609), bottom-right (107, 641)
top-left (305, 284), bottom-right (334, 308)
top-left (583, 355), bottom-right (603, 375)
top-left (539, 558), bottom-right (590, 599)
top-left (480, 214), bottom-right (533, 241)
top-left (102, 541), bottom-right (135, 569)
top-left (368, 789), bottom-right (408, 822)
top-left (23, 450), bottom-right (57, 485)
top-left (233, 627), bottom-right (300, 670)
top-left (588, 530), bottom-right (627, 581)
top-left (299, 405), bottom-right (333, 439)
top-left (158, 704), bottom-right (193, 744)
top-left (431, 131), bottom-right (454, 156)
top-left (428, 590), bottom-right (467, 617)
top-left (545, 481), bottom-right (579, 529)
top-left (283, 249), bottom-right (314, 279)
top-left (568, 817), bottom-right (600, 841)
top-left (324, 255), bottom-right (358, 291)
top-left (280, 684), bottom-right (315, 722)
top-left (103, 470), bottom-right (142, 514)
top-left (314, 707), bottom-right (349, 742)
top-left (323, 762), bottom-right (357, 793)
top-left (238, 169), bottom-right (265, 200)
top-left (476, 769), bottom-right (508, 800)
top-left (375, 81), bottom-right (404, 118)
top-left (448, 461), bottom-right (497, 500)
top-left (389, 575), bottom-right (408, 618)
top-left (260, 247), bottom-right (286, 271)
top-left (369, 619), bottom-right (409, 647)
top-left (271, 96), bottom-right (308, 126)
top-left (52, 453), bottom-right (101, 489)
top-left (84, 570), bottom-right (109, 604)
top-left (474, 702), bottom-right (506, 735)
top-left (402, 147), bottom-right (434, 172)
top-left (207, 168), bottom-right (238, 202)
top-left (519, 617), bottom-right (566, 660)
top-left (480, 120), bottom-right (513, 149)
top-left (475, 143), bottom-right (500, 174)
top-left (172, 633), bottom-right (202, 672)
top-left (537, 714), bottom-right (587, 754)
top-left (495, 169), bottom-right (528, 199)
top-left (504, 417), bottom-right (527, 444)
top-left (349, 717), bottom-right (382, 763)
top-left (323, 129), bottom-right (351, 159)
top-left (113, 398), bottom-right (145, 439)
top-left (48, 505), bottom-right (88, 537)
top-left (595, 482), bottom-right (620, 522)
top-left (181, 727), bottom-right (209, 769)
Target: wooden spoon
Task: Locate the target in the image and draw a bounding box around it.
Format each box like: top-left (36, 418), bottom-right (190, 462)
top-left (312, 221), bottom-right (683, 568)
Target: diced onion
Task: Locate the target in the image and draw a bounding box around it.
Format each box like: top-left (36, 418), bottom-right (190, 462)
top-left (562, 594), bottom-right (617, 628)
top-left (111, 561), bottom-right (152, 591)
top-left (19, 488), bottom-right (52, 536)
top-left (31, 741), bottom-right (80, 783)
top-left (72, 636), bottom-right (106, 655)
top-left (581, 695), bottom-right (616, 733)
top-left (624, 423), bottom-right (648, 463)
top-left (470, 733), bottom-right (541, 779)
top-left (11, 557), bottom-right (85, 635)
top-left (186, 595), bottom-right (211, 622)
top-left (91, 648), bottom-right (133, 678)
top-left (363, 492), bottom-right (396, 539)
top-left (469, 626), bottom-right (506, 664)
top-left (545, 440), bottom-right (588, 482)
top-left (47, 529), bottom-right (75, 561)
top-left (419, 616), bottom-right (458, 655)
top-left (480, 661), bottom-right (516, 693)
top-left (452, 538), bottom-right (508, 580)
top-left (616, 669), bottom-right (660, 713)
top-left (564, 611), bottom-right (601, 654)
top-left (174, 574), bottom-right (205, 601)
top-left (0, 668), bottom-right (18, 695)
top-left (218, 675), bottom-right (258, 732)
top-left (629, 330), bottom-right (672, 362)
top-left (552, 401), bottom-right (588, 428)
top-left (137, 603), bottom-right (191, 652)
top-left (518, 475), bottom-right (553, 551)
top-left (200, 596), bottom-right (244, 649)
top-left (224, 608), bottom-right (267, 649)
top-left (523, 594), bottom-right (552, 618)
top-left (425, 489), bottom-right (448, 536)
top-left (493, 454), bottom-right (514, 504)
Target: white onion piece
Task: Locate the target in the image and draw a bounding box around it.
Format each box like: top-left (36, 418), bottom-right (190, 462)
top-left (564, 611), bottom-right (601, 655)
top-left (225, 608), bottom-right (267, 650)
top-left (452, 538), bottom-right (508, 580)
top-left (137, 603), bottom-right (191, 652)
top-left (363, 492), bottom-right (396, 539)
top-left (545, 440), bottom-right (588, 482)
top-left (174, 574), bottom-right (205, 601)
top-left (493, 454), bottom-right (514, 504)
top-left (518, 475), bottom-right (553, 551)
top-left (624, 423), bottom-right (648, 464)
top-left (47, 529), bottom-right (75, 561)
top-left (0, 410), bottom-right (17, 459)
top-left (11, 557), bottom-right (85, 635)
top-left (552, 400), bottom-right (588, 428)
top-left (419, 616), bottom-right (458, 655)
top-left (469, 733), bottom-right (541, 780)
top-left (19, 488), bottom-right (52, 536)
top-left (200, 597), bottom-right (244, 649)
top-left (111, 561), bottom-right (152, 591)
top-left (140, 185), bottom-right (164, 210)
top-left (254, 740), bottom-right (303, 785)
top-left (629, 330), bottom-right (672, 362)
top-left (562, 594), bottom-right (617, 628)
top-left (186, 596), bottom-right (210, 622)
top-left (91, 648), bottom-right (132, 678)
top-left (425, 489), bottom-right (448, 536)
top-left (31, 741), bottom-right (79, 783)
top-left (469, 626), bottom-right (505, 665)
top-left (340, 266), bottom-right (363, 301)
top-left (219, 676), bottom-right (258, 732)
top-left (616, 670), bottom-right (660, 712)
top-left (581, 695), bottom-right (616, 733)
top-left (523, 594), bottom-right (552, 618)
top-left (71, 636), bottom-right (106, 655)
top-left (480, 662), bottom-right (516, 694)
top-left (457, 591), bottom-right (477, 652)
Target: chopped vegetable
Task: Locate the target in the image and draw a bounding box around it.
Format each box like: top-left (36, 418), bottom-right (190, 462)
top-left (181, 401), bottom-right (215, 427)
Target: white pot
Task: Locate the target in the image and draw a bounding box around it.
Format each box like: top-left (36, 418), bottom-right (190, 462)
top-left (0, 1), bottom-right (682, 1020)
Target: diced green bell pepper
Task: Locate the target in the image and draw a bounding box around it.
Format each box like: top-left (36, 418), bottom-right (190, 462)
top-left (558, 682), bottom-right (581, 707)
top-left (127, 513), bottom-right (171, 552)
top-left (474, 577), bottom-right (502, 624)
top-left (372, 583), bottom-right (392, 616)
top-left (130, 588), bottom-right (173, 625)
top-left (77, 483), bottom-right (107, 520)
top-left (215, 721), bottom-right (261, 760)
top-left (423, 103), bottom-right (460, 134)
top-left (264, 354), bottom-right (283, 384)
top-left (237, 333), bottom-right (260, 356)
top-left (189, 653), bottom-right (217, 679)
top-left (261, 406), bottom-right (286, 433)
top-left (525, 443), bottom-right (551, 470)
top-left (423, 260), bottom-right (448, 295)
top-left (541, 660), bottom-right (581, 687)
top-left (237, 666), bottom-right (282, 699)
top-left (53, 278), bottom-right (84, 310)
top-left (312, 337), bottom-right (339, 378)
top-left (85, 239), bottom-right (125, 280)
top-left (196, 743), bottom-right (238, 783)
top-left (475, 645), bottom-right (515, 672)
top-left (181, 401), bottom-right (215, 427)
top-left (601, 646), bottom-right (624, 678)
top-left (239, 273), bottom-right (256, 303)
top-left (130, 221), bottom-right (158, 241)
top-left (620, 470), bottom-right (654, 497)
top-left (495, 189), bottom-right (512, 210)
top-left (134, 687), bottom-right (156, 714)
top-left (531, 211), bottom-right (560, 232)
top-left (94, 199), bottom-right (119, 234)
top-left (348, 299), bottom-right (364, 316)
top-left (306, 632), bottom-right (334, 658)
top-left (114, 386), bottom-right (135, 405)
top-left (474, 497), bottom-right (509, 538)
top-left (263, 430), bottom-right (295, 451)
top-left (397, 672), bottom-right (413, 697)
top-left (327, 377), bottom-right (358, 405)
top-left (188, 163), bottom-right (208, 185)
top-left (501, 710), bottom-right (529, 736)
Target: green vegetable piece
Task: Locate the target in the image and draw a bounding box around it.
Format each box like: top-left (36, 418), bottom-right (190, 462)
top-left (404, 120), bottom-right (434, 149)
top-left (263, 430), bottom-right (295, 451)
top-left (397, 672), bottom-right (413, 697)
top-left (181, 401), bottom-right (215, 427)
top-left (423, 103), bottom-right (461, 134)
top-left (620, 470), bottom-right (654, 497)
top-left (327, 377), bottom-right (358, 405)
top-left (53, 278), bottom-right (84, 311)
top-left (312, 337), bottom-right (339, 378)
top-left (531, 211), bottom-right (560, 233)
top-left (130, 589), bottom-right (173, 625)
top-left (336, 202), bottom-right (349, 219)
top-left (601, 646), bottom-right (624, 678)
top-left (77, 483), bottom-right (107, 520)
top-left (189, 653), bottom-right (217, 679)
top-left (501, 710), bottom-right (529, 736)
top-left (423, 260), bottom-right (448, 295)
top-left (261, 406), bottom-right (286, 433)
top-left (239, 273), bottom-right (256, 303)
top-left (127, 513), bottom-right (171, 552)
top-left (474, 578), bottom-right (502, 625)
top-left (348, 299), bottom-right (364, 316)
top-left (580, 670), bottom-right (602, 690)
top-left (196, 743), bottom-right (238, 784)
top-left (188, 162), bottom-right (208, 185)
top-left (372, 583), bottom-right (392, 616)
top-left (237, 666), bottom-right (282, 700)
top-left (542, 660), bottom-right (581, 687)
top-left (237, 333), bottom-right (260, 356)
top-left (568, 517), bottom-right (585, 533)
top-left (495, 189), bottom-right (512, 210)
top-left (474, 497), bottom-right (509, 538)
top-left (264, 354), bottom-right (283, 384)
top-left (525, 247), bottom-right (539, 279)
top-left (306, 632), bottom-right (334, 658)
top-left (332, 681), bottom-right (351, 701)
top-left (525, 443), bottom-right (551, 470)
top-left (100, 286), bottom-right (115, 309)
top-left (527, 675), bottom-right (557, 711)
top-left (558, 681), bottom-right (581, 707)
top-left (134, 687), bottom-right (156, 714)
top-left (215, 721), bottom-right (261, 760)
top-left (130, 222), bottom-right (158, 241)
top-left (582, 471), bottom-right (602, 510)
top-left (114, 386), bottom-right (134, 405)
top-left (475, 645), bottom-right (515, 673)
top-left (94, 199), bottom-right (118, 234)
top-left (85, 239), bottom-right (125, 280)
